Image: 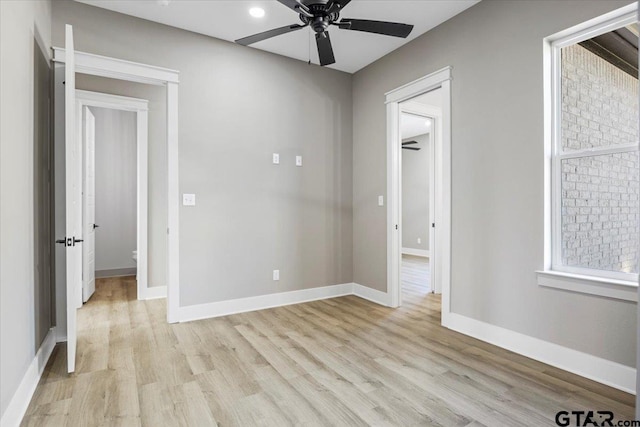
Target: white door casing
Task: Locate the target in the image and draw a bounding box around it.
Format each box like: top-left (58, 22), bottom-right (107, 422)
top-left (82, 106), bottom-right (96, 303)
top-left (385, 67), bottom-right (452, 325)
top-left (52, 47), bottom-right (179, 322)
top-left (64, 24), bottom-right (81, 373)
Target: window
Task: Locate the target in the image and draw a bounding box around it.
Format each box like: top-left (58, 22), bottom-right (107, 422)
top-left (543, 5), bottom-right (639, 294)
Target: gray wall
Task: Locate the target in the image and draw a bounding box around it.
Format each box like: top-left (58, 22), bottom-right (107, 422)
top-left (402, 133), bottom-right (430, 251)
top-left (352, 0), bottom-right (637, 367)
top-left (91, 107), bottom-right (137, 272)
top-left (52, 0), bottom-right (353, 307)
top-left (0, 0), bottom-right (52, 418)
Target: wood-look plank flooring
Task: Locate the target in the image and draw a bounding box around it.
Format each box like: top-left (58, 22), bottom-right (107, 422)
top-left (402, 255), bottom-right (431, 294)
top-left (22, 272), bottom-right (634, 426)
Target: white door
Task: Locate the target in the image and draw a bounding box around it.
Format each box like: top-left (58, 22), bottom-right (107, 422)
top-left (65, 24), bottom-right (81, 373)
top-left (82, 106), bottom-right (96, 303)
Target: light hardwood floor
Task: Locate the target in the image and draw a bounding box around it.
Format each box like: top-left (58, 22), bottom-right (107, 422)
top-left (402, 255), bottom-right (431, 294)
top-left (22, 274), bottom-right (634, 426)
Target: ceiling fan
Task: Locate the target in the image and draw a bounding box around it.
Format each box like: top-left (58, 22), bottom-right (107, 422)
top-left (235, 0), bottom-right (414, 66)
top-left (402, 141), bottom-right (420, 151)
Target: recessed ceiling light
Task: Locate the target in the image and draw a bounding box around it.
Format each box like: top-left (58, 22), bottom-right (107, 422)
top-left (249, 7), bottom-right (265, 18)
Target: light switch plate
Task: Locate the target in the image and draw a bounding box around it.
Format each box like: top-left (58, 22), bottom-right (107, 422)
top-left (295, 155), bottom-right (303, 167)
top-left (378, 195), bottom-right (384, 207)
top-left (183, 193), bottom-right (196, 206)
top-left (273, 270), bottom-right (280, 281)
top-left (273, 153), bottom-right (280, 164)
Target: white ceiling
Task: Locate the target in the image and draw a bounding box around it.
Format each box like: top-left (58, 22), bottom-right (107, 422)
top-left (401, 112), bottom-right (431, 139)
top-left (75, 0), bottom-right (479, 73)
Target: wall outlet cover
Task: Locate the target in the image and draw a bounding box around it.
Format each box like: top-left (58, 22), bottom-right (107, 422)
top-left (296, 155), bottom-right (303, 167)
top-left (183, 193), bottom-right (196, 206)
top-left (272, 153), bottom-right (280, 164)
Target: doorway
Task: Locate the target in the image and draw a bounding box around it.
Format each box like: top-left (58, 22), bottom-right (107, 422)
top-left (75, 91), bottom-right (149, 303)
top-left (400, 107), bottom-right (436, 298)
top-left (53, 26), bottom-right (179, 372)
top-left (385, 67), bottom-right (452, 326)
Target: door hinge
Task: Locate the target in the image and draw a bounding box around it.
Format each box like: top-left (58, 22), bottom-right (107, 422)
top-left (395, 224), bottom-right (398, 230)
top-left (432, 223), bottom-right (435, 228)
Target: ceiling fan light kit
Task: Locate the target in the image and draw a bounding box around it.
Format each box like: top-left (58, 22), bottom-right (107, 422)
top-left (236, 0), bottom-right (414, 67)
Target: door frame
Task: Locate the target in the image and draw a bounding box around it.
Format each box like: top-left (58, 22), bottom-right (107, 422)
top-left (399, 102), bottom-right (440, 297)
top-left (53, 47), bottom-right (180, 322)
top-left (76, 90), bottom-right (150, 301)
top-left (385, 66), bottom-right (452, 326)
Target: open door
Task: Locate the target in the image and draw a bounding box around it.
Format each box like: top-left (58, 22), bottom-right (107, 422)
top-left (64, 24), bottom-right (81, 373)
top-left (82, 106), bottom-right (96, 303)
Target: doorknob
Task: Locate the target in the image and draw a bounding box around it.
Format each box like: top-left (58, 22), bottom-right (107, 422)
top-left (55, 237), bottom-right (73, 247)
top-left (73, 237), bottom-right (83, 246)
top-left (92, 223), bottom-right (100, 230)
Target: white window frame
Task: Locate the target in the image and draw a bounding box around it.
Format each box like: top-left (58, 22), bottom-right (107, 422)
top-left (539, 3), bottom-right (639, 302)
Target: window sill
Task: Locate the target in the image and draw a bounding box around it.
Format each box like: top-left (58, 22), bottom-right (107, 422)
top-left (536, 270), bottom-right (637, 302)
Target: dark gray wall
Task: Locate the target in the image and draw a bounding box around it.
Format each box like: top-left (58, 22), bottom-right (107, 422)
top-left (52, 0), bottom-right (353, 307)
top-left (33, 37), bottom-right (54, 349)
top-left (352, 0), bottom-right (637, 367)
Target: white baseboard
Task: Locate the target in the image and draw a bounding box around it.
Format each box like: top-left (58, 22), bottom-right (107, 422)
top-left (53, 326), bottom-right (67, 343)
top-left (444, 312), bottom-right (636, 395)
top-left (95, 268), bottom-right (137, 278)
top-left (139, 285), bottom-right (167, 300)
top-left (402, 247), bottom-right (430, 257)
top-left (1, 329), bottom-right (56, 427)
top-left (352, 283), bottom-right (393, 306)
top-left (177, 283), bottom-right (354, 323)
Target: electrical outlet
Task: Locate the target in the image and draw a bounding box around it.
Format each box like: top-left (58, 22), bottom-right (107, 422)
top-left (272, 153), bottom-right (280, 164)
top-left (296, 155), bottom-right (303, 167)
top-left (273, 270), bottom-right (280, 281)
top-left (182, 194), bottom-right (196, 206)
top-left (417, 237), bottom-right (421, 244)
top-left (378, 195), bottom-right (384, 206)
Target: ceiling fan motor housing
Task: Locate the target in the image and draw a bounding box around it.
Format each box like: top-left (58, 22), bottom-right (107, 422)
top-left (299, 2), bottom-right (340, 33)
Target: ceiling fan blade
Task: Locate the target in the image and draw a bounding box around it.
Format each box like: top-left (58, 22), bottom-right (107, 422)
top-left (402, 141), bottom-right (418, 145)
top-left (402, 146), bottom-right (421, 151)
top-left (327, 0), bottom-right (352, 14)
top-left (337, 19), bottom-right (414, 38)
top-left (236, 24), bottom-right (306, 46)
top-left (277, 0), bottom-right (311, 15)
top-left (316, 32), bottom-right (336, 66)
